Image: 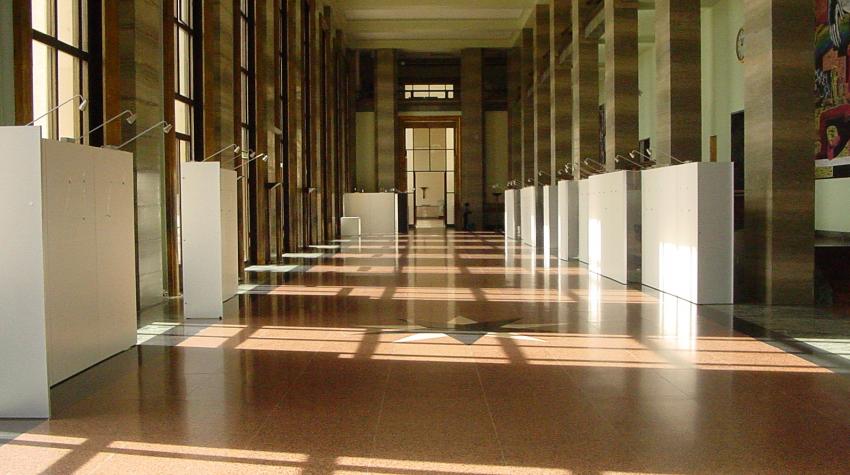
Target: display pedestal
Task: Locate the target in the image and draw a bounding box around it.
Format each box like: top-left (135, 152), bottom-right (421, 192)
top-left (504, 189), bottom-right (521, 240)
top-left (578, 180), bottom-right (590, 263)
top-left (181, 162), bottom-right (238, 319)
top-left (520, 186), bottom-right (543, 247)
top-left (0, 127), bottom-right (137, 418)
top-left (542, 185), bottom-right (558, 254)
top-left (587, 171), bottom-right (641, 284)
top-left (642, 162), bottom-right (733, 304)
top-left (343, 193), bottom-right (399, 235)
top-left (557, 180), bottom-right (579, 260)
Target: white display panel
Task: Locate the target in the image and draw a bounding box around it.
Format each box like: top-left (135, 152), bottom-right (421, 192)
top-left (542, 185), bottom-right (558, 255)
top-left (557, 180), bottom-right (579, 260)
top-left (0, 127), bottom-right (50, 418)
top-left (340, 217), bottom-right (362, 236)
top-left (578, 180), bottom-right (589, 263)
top-left (42, 141), bottom-right (137, 386)
top-left (343, 193), bottom-right (399, 235)
top-left (641, 162), bottom-right (733, 304)
top-left (504, 189), bottom-right (521, 239)
top-left (181, 163), bottom-right (224, 319)
top-left (520, 186), bottom-right (542, 247)
top-left (587, 171), bottom-right (641, 284)
top-left (220, 169), bottom-right (238, 302)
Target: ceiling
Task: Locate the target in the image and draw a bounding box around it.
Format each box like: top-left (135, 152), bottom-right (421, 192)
top-left (331, 0), bottom-right (540, 52)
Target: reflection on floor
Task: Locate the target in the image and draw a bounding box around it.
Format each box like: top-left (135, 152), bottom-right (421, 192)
top-left (414, 218), bottom-right (446, 228)
top-left (2, 229), bottom-right (850, 474)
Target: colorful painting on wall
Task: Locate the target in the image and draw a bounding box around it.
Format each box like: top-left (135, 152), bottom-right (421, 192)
top-left (816, 0), bottom-right (850, 167)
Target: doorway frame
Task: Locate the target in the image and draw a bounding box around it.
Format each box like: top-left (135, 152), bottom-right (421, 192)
top-left (397, 115), bottom-right (461, 228)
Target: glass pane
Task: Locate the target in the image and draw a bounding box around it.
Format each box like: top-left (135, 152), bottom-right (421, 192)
top-left (405, 128), bottom-right (413, 149)
top-left (406, 172), bottom-right (414, 192)
top-left (178, 0), bottom-right (191, 25)
top-left (175, 100), bottom-right (191, 135)
top-left (31, 41), bottom-right (51, 138)
top-left (446, 172), bottom-right (455, 193)
top-left (413, 128), bottom-right (429, 149)
top-left (241, 73), bottom-right (249, 119)
top-left (57, 0), bottom-right (80, 48)
top-left (430, 128), bottom-right (446, 149)
top-left (413, 150), bottom-right (429, 171)
top-left (32, 0), bottom-right (49, 34)
top-left (178, 139), bottom-right (191, 162)
top-left (430, 150), bottom-right (446, 171)
top-left (446, 128), bottom-right (454, 149)
top-left (57, 51), bottom-right (78, 140)
top-left (241, 20), bottom-right (249, 67)
top-left (447, 150), bottom-right (455, 171)
top-left (178, 28), bottom-right (192, 97)
top-left (405, 150), bottom-right (413, 171)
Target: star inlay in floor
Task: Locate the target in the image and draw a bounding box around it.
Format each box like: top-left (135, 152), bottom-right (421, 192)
top-left (361, 316), bottom-right (552, 345)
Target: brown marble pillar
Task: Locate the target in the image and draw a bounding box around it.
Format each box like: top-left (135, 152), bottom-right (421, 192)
top-left (521, 28), bottom-right (535, 185)
top-left (534, 5), bottom-right (551, 185)
top-left (285, 0), bottom-right (305, 251)
top-left (461, 48), bottom-right (485, 231)
top-left (655, 0), bottom-right (701, 165)
top-left (741, 0), bottom-right (814, 304)
top-left (603, 0), bottom-right (639, 171)
top-left (571, 0), bottom-right (600, 176)
top-left (375, 49), bottom-right (397, 191)
top-left (550, 0), bottom-right (572, 178)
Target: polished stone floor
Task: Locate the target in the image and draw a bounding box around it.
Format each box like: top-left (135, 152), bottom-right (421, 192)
top-left (2, 229), bottom-right (850, 474)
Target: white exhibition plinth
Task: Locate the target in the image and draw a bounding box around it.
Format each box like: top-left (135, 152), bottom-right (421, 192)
top-left (504, 189), bottom-right (521, 240)
top-left (641, 162), bottom-right (733, 304)
top-left (578, 180), bottom-right (589, 263)
top-left (340, 216), bottom-right (362, 236)
top-left (587, 171), bottom-right (642, 284)
top-left (520, 186), bottom-right (543, 247)
top-left (1, 127), bottom-right (137, 418)
top-left (343, 192), bottom-right (399, 235)
top-left (557, 180), bottom-right (579, 260)
top-left (181, 162), bottom-right (238, 319)
top-left (542, 185), bottom-right (558, 254)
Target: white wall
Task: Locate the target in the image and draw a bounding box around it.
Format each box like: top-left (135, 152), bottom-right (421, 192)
top-left (355, 111), bottom-right (376, 192)
top-left (816, 178), bottom-right (850, 232)
top-left (701, 0), bottom-right (744, 162)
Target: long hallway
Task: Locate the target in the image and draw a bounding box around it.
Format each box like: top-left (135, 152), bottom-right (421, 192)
top-left (1, 230), bottom-right (849, 474)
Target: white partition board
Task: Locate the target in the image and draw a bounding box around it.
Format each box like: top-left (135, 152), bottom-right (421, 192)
top-left (182, 163), bottom-right (224, 318)
top-left (343, 193), bottom-right (398, 235)
top-left (220, 169), bottom-right (238, 301)
top-left (557, 180), bottom-right (579, 260)
top-left (0, 127), bottom-right (50, 418)
top-left (578, 180), bottom-right (589, 263)
top-left (642, 162), bottom-right (733, 304)
top-left (542, 185), bottom-right (558, 255)
top-left (42, 141), bottom-right (137, 386)
top-left (504, 189), bottom-right (521, 239)
top-left (520, 186), bottom-right (542, 247)
top-left (588, 171), bottom-right (641, 284)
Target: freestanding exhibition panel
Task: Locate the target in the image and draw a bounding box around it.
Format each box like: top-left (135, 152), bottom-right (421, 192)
top-left (504, 189), bottom-right (521, 239)
top-left (343, 192), bottom-right (399, 235)
top-left (1, 127), bottom-right (137, 418)
top-left (542, 185), bottom-right (558, 255)
top-left (557, 180), bottom-right (579, 260)
top-left (181, 162), bottom-right (239, 319)
top-left (520, 186), bottom-right (543, 247)
top-left (587, 171), bottom-right (641, 284)
top-left (578, 179), bottom-right (589, 263)
top-left (641, 162), bottom-right (733, 304)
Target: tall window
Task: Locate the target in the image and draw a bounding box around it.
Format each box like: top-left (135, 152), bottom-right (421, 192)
top-left (240, 0), bottom-right (255, 260)
top-left (403, 84), bottom-right (455, 100)
top-left (31, 0), bottom-right (89, 140)
top-left (174, 0), bottom-right (198, 162)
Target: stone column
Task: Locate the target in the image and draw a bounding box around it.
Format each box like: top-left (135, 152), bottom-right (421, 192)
top-left (534, 5), bottom-right (551, 185)
top-left (550, 0), bottom-right (572, 178)
top-left (461, 48), bottom-right (484, 230)
top-left (655, 0), bottom-right (701, 165)
top-left (507, 45), bottom-right (522, 184)
top-left (375, 49), bottom-right (397, 191)
top-left (603, 0), bottom-right (639, 171)
top-left (741, 0), bottom-right (814, 304)
top-left (521, 28), bottom-right (534, 184)
top-left (571, 0), bottom-right (599, 174)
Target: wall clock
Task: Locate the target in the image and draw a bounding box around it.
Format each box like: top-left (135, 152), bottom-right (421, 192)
top-left (736, 28), bottom-right (745, 62)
